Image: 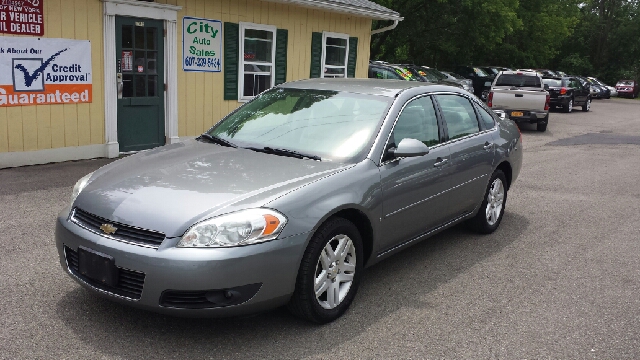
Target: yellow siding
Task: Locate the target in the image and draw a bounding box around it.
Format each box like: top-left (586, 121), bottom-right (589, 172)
top-left (0, 0), bottom-right (104, 153)
top-left (1, 0), bottom-right (373, 153)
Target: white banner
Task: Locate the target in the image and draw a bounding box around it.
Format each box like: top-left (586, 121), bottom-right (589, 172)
top-left (0, 37), bottom-right (92, 107)
top-left (182, 16), bottom-right (222, 72)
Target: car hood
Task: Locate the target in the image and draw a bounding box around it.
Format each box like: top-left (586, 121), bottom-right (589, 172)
top-left (75, 140), bottom-right (349, 237)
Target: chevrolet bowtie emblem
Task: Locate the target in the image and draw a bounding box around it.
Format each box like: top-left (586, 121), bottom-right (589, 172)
top-left (100, 223), bottom-right (117, 235)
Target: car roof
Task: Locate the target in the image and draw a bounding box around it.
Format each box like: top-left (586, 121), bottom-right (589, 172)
top-left (278, 78), bottom-right (446, 97)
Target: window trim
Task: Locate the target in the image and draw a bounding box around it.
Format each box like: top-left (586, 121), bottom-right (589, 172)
top-left (238, 22), bottom-right (277, 102)
top-left (321, 31), bottom-right (349, 79)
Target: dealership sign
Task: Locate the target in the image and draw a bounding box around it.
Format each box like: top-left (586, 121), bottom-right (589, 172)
top-left (0, 37), bottom-right (92, 107)
top-left (0, 0), bottom-right (44, 36)
top-left (183, 16), bottom-right (222, 72)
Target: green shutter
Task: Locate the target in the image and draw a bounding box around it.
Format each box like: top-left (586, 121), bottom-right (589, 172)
top-left (310, 32), bottom-right (322, 78)
top-left (347, 37), bottom-right (358, 78)
top-left (224, 22), bottom-right (239, 100)
top-left (275, 29), bottom-right (288, 85)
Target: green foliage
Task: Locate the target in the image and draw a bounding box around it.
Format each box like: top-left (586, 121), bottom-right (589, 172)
top-left (371, 0), bottom-right (639, 84)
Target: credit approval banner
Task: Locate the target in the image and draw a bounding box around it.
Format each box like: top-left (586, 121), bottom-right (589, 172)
top-left (0, 37), bottom-right (92, 107)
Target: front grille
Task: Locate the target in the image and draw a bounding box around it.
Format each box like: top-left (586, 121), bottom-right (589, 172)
top-left (65, 246), bottom-right (145, 300)
top-left (161, 290), bottom-right (211, 309)
top-left (71, 208), bottom-right (165, 248)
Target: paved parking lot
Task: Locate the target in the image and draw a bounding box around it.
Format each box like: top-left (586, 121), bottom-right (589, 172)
top-left (1, 98), bottom-right (639, 359)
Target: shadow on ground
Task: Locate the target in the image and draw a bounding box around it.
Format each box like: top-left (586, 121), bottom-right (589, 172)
top-left (56, 212), bottom-right (529, 359)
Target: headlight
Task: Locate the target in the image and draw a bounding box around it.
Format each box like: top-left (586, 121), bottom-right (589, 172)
top-left (177, 209), bottom-right (287, 248)
top-left (71, 172), bottom-right (94, 204)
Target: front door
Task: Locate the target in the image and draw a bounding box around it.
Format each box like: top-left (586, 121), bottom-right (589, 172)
top-left (116, 17), bottom-right (165, 152)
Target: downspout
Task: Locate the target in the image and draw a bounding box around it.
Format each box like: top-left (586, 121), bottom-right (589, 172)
top-left (371, 20), bottom-right (399, 35)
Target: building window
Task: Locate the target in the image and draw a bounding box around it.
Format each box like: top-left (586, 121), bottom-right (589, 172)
top-left (321, 32), bottom-right (349, 78)
top-left (239, 22), bottom-right (277, 101)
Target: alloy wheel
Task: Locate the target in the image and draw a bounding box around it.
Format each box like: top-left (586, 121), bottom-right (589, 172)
top-left (314, 234), bottom-right (356, 310)
top-left (485, 178), bottom-right (504, 226)
top-left (568, 99), bottom-right (573, 112)
top-left (586, 99), bottom-right (591, 111)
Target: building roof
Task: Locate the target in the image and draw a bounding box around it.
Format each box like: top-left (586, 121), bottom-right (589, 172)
top-left (264, 0), bottom-right (403, 21)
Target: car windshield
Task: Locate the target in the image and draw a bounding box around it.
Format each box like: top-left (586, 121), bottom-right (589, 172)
top-left (495, 74), bottom-right (541, 87)
top-left (421, 67), bottom-right (447, 80)
top-left (618, 81), bottom-right (634, 86)
top-left (446, 72), bottom-right (467, 80)
top-left (207, 88), bottom-right (392, 162)
top-left (543, 79), bottom-right (562, 87)
top-left (481, 67), bottom-right (499, 75)
top-left (411, 67), bottom-right (439, 82)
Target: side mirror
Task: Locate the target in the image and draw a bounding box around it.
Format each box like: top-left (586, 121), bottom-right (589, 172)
top-left (389, 138), bottom-right (430, 158)
top-left (544, 84), bottom-right (549, 90)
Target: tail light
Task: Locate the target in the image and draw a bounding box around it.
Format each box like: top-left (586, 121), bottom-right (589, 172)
top-left (487, 91), bottom-right (494, 107)
top-left (544, 94), bottom-right (550, 111)
top-left (560, 87), bottom-right (567, 95)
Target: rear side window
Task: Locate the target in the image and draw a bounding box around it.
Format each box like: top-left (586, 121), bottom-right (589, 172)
top-left (436, 94), bottom-right (480, 140)
top-left (542, 79), bottom-right (562, 87)
top-left (495, 74), bottom-right (542, 87)
top-left (475, 104), bottom-right (495, 129)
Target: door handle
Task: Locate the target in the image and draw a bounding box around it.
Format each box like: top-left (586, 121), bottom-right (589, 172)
top-left (117, 73), bottom-right (123, 99)
top-left (434, 158), bottom-right (448, 167)
top-left (483, 142), bottom-right (493, 150)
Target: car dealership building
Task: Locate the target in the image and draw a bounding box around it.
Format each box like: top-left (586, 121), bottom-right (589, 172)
top-left (0, 0), bottom-right (401, 168)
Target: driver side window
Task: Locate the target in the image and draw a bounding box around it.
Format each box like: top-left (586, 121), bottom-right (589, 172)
top-left (393, 96), bottom-right (440, 147)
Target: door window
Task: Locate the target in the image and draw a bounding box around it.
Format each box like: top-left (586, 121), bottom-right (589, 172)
top-left (392, 96), bottom-right (440, 147)
top-left (436, 94), bottom-right (480, 140)
top-left (475, 104), bottom-right (495, 129)
top-left (120, 24), bottom-right (158, 98)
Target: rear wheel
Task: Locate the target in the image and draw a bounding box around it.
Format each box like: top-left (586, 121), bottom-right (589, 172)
top-left (537, 114), bottom-right (548, 132)
top-left (469, 170), bottom-right (508, 234)
top-left (563, 98), bottom-right (573, 113)
top-left (288, 217), bottom-right (363, 323)
top-left (582, 98), bottom-right (591, 112)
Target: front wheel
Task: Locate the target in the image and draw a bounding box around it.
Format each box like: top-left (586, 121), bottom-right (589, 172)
top-left (288, 217), bottom-right (363, 323)
top-left (468, 170), bottom-right (508, 234)
top-left (582, 98), bottom-right (591, 112)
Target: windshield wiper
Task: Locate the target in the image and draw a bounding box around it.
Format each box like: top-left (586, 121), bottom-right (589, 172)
top-left (245, 146), bottom-right (321, 161)
top-left (197, 133), bottom-right (237, 148)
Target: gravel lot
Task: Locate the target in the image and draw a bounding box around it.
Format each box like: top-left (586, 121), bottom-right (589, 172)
top-left (1, 97), bottom-right (639, 359)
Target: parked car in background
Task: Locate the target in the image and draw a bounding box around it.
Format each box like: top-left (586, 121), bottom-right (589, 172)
top-left (402, 65), bottom-right (473, 92)
top-left (56, 79), bottom-right (522, 323)
top-left (554, 71), bottom-right (568, 77)
top-left (588, 77), bottom-right (617, 97)
top-left (574, 76), bottom-right (602, 99)
top-left (585, 78), bottom-right (610, 99)
top-left (479, 66), bottom-right (512, 77)
top-left (616, 80), bottom-right (639, 98)
top-left (488, 70), bottom-right (550, 132)
top-left (542, 77), bottom-right (591, 113)
top-left (454, 65), bottom-right (494, 101)
top-left (441, 71), bottom-right (474, 89)
top-left (369, 62), bottom-right (419, 81)
top-left (535, 69), bottom-right (560, 77)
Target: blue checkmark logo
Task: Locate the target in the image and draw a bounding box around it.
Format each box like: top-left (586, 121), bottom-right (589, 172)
top-left (13, 48), bottom-right (68, 89)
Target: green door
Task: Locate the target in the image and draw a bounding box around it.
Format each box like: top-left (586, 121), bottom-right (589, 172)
top-left (116, 17), bottom-right (165, 152)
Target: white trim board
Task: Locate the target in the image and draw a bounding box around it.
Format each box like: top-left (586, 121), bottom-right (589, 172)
top-left (0, 145), bottom-right (106, 169)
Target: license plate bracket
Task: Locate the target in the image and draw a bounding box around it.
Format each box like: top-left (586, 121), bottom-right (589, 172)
top-left (78, 246), bottom-right (118, 287)
top-left (511, 111), bottom-right (524, 117)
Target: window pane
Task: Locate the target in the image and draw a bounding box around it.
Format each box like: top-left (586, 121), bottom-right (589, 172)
top-left (477, 105), bottom-right (495, 129)
top-left (122, 74), bottom-right (133, 97)
top-left (436, 95), bottom-right (480, 139)
top-left (146, 27), bottom-right (157, 50)
top-left (324, 67), bottom-right (345, 77)
top-left (244, 29), bottom-right (273, 63)
top-left (135, 75), bottom-right (146, 97)
top-left (135, 26), bottom-right (145, 49)
top-left (147, 51), bottom-right (157, 74)
top-left (325, 37), bottom-right (347, 66)
top-left (243, 74), bottom-right (271, 97)
top-left (135, 51), bottom-right (145, 73)
top-left (393, 97), bottom-right (439, 147)
top-left (122, 26), bottom-right (133, 48)
top-left (148, 76), bottom-right (157, 97)
top-left (244, 64), bottom-right (271, 73)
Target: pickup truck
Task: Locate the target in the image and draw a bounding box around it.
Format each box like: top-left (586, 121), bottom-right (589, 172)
top-left (488, 71), bottom-right (550, 132)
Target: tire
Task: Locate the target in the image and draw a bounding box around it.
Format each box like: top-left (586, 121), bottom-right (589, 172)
top-left (582, 98), bottom-right (591, 112)
top-left (536, 114), bottom-right (548, 132)
top-left (563, 98), bottom-right (573, 113)
top-left (288, 217), bottom-right (363, 323)
top-left (468, 170), bottom-right (508, 234)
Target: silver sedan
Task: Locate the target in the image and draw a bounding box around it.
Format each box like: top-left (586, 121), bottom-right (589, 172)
top-left (56, 79), bottom-right (522, 323)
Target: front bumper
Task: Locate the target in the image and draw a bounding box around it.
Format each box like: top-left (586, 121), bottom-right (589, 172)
top-left (55, 209), bottom-right (310, 317)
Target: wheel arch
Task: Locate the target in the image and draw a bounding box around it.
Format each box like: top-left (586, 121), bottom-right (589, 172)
top-left (496, 161), bottom-right (513, 190)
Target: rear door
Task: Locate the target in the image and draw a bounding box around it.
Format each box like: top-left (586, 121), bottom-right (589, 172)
top-left (435, 94), bottom-right (495, 214)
